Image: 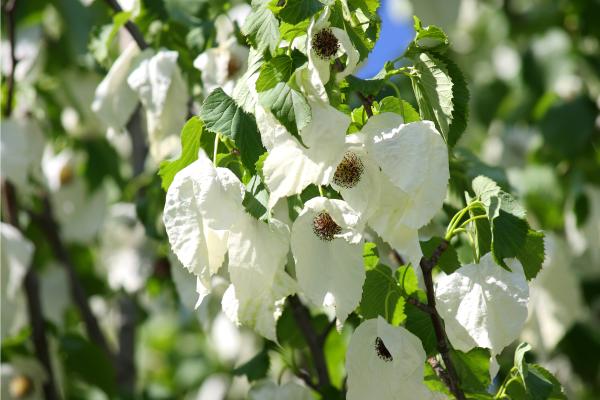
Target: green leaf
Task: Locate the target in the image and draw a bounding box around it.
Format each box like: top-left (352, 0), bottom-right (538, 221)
top-left (243, 175), bottom-right (269, 220)
top-left (255, 55), bottom-right (294, 92)
top-left (438, 54), bottom-right (469, 147)
top-left (490, 210), bottom-right (529, 269)
top-left (278, 0), bottom-right (323, 24)
top-left (410, 52), bottom-right (454, 140)
top-left (200, 88), bottom-right (265, 172)
top-left (233, 348), bottom-right (270, 381)
top-left (79, 137), bottom-right (123, 191)
top-left (359, 264), bottom-right (402, 322)
top-left (528, 364), bottom-right (567, 399)
top-left (420, 237), bottom-right (460, 274)
top-left (60, 334), bottom-right (116, 396)
top-left (158, 117), bottom-right (204, 191)
top-left (404, 297), bottom-right (437, 356)
top-left (450, 347), bottom-right (491, 393)
top-left (517, 230), bottom-right (545, 281)
top-left (242, 0), bottom-right (280, 55)
top-left (363, 242), bottom-right (379, 270)
top-left (378, 97), bottom-right (421, 123)
top-left (345, 75), bottom-right (386, 97)
top-left (410, 16), bottom-right (449, 52)
top-left (280, 19), bottom-right (310, 42)
top-left (514, 342), bottom-right (532, 384)
top-left (258, 81), bottom-right (311, 145)
top-left (395, 265), bottom-right (419, 296)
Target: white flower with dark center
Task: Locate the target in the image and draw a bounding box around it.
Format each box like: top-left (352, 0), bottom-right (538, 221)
top-left (290, 197), bottom-right (364, 325)
top-left (194, 4), bottom-right (251, 96)
top-left (256, 101), bottom-right (349, 208)
top-left (435, 253), bottom-right (529, 355)
top-left (0, 357), bottom-right (48, 400)
top-left (346, 317), bottom-right (436, 400)
top-left (127, 49), bottom-right (188, 162)
top-left (0, 117), bottom-right (45, 191)
top-left (1, 223), bottom-right (32, 339)
top-left (331, 113), bottom-right (449, 269)
top-left (41, 147), bottom-right (107, 244)
top-left (249, 380), bottom-right (313, 400)
top-left (307, 7), bottom-right (359, 87)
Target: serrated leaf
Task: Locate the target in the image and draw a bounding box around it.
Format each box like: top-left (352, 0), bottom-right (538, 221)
top-left (420, 237), bottom-right (460, 274)
top-left (491, 210), bottom-right (529, 269)
top-left (279, 19), bottom-right (310, 41)
top-left (242, 0), bottom-right (280, 54)
top-left (404, 298), bottom-right (437, 356)
top-left (378, 97), bottom-right (421, 123)
top-left (200, 88), bottom-right (265, 172)
top-left (359, 264), bottom-right (401, 322)
top-left (528, 364), bottom-right (567, 399)
top-left (410, 52), bottom-right (454, 140)
top-left (411, 16), bottom-right (449, 52)
top-left (278, 0), bottom-right (323, 24)
top-left (517, 230), bottom-right (545, 281)
top-left (438, 54), bottom-right (469, 147)
top-left (233, 348), bottom-right (270, 381)
top-left (256, 55), bottom-right (294, 92)
top-left (258, 81), bottom-right (311, 145)
top-left (158, 117), bottom-right (204, 191)
top-left (450, 347), bottom-right (491, 393)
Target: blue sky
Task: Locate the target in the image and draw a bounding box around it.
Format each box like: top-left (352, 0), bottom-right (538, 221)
top-left (356, 0), bottom-right (414, 78)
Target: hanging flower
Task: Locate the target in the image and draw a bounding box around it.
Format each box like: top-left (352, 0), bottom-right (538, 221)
top-left (127, 49), bottom-right (189, 162)
top-left (1, 223), bottom-right (32, 339)
top-left (435, 253), bottom-right (529, 355)
top-left (248, 380), bottom-right (313, 400)
top-left (0, 357), bottom-right (48, 400)
top-left (256, 101), bottom-right (350, 208)
top-left (194, 4), bottom-right (251, 96)
top-left (41, 147), bottom-right (107, 244)
top-left (331, 113), bottom-right (449, 269)
top-left (346, 316), bottom-right (436, 400)
top-left (290, 197), bottom-right (364, 325)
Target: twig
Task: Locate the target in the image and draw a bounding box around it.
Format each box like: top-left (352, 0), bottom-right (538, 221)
top-left (116, 294), bottom-right (136, 395)
top-left (406, 296), bottom-right (433, 314)
top-left (2, 182), bottom-right (60, 400)
top-left (419, 240), bottom-right (466, 400)
top-left (357, 92), bottom-right (374, 117)
top-left (2, 0), bottom-right (17, 117)
top-left (288, 295), bottom-right (331, 392)
top-left (101, 0), bottom-right (149, 50)
top-left (30, 197), bottom-right (115, 365)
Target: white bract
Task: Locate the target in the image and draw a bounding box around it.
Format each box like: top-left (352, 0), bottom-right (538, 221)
top-left (291, 197), bottom-right (364, 325)
top-left (128, 49), bottom-right (188, 162)
top-left (256, 101), bottom-right (349, 208)
top-left (194, 4), bottom-right (251, 96)
top-left (41, 147), bottom-right (107, 244)
top-left (346, 317), bottom-right (436, 400)
top-left (0, 357), bottom-right (48, 400)
top-left (1, 223), bottom-right (32, 339)
top-left (435, 253), bottom-right (529, 355)
top-left (332, 114), bottom-right (449, 270)
top-left (248, 380), bottom-right (313, 400)
top-left (0, 118), bottom-right (45, 190)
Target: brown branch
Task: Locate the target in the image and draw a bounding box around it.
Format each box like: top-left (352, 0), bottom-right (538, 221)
top-left (288, 295), bottom-right (331, 392)
top-left (30, 197), bottom-right (115, 365)
top-left (101, 0), bottom-right (149, 50)
top-left (2, 0), bottom-right (17, 117)
top-left (406, 296), bottom-right (434, 314)
top-left (419, 240), bottom-right (466, 400)
top-left (357, 92), bottom-right (374, 117)
top-left (2, 182), bottom-right (60, 400)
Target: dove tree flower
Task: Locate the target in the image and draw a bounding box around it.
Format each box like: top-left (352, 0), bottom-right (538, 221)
top-left (346, 317), bottom-right (437, 400)
top-left (290, 197), bottom-right (365, 325)
top-left (435, 253), bottom-right (530, 355)
top-left (0, 357), bottom-right (48, 400)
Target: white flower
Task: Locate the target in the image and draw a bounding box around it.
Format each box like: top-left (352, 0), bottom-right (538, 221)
top-left (99, 203), bottom-right (153, 293)
top-left (0, 118), bottom-right (45, 190)
top-left (435, 253), bottom-right (529, 355)
top-left (346, 317), bottom-right (435, 400)
top-left (194, 4), bottom-right (251, 96)
top-left (127, 49), bottom-right (188, 162)
top-left (1, 357), bottom-right (47, 400)
top-left (1, 223), bottom-right (32, 339)
top-left (39, 265), bottom-right (70, 327)
top-left (248, 380), bottom-right (313, 400)
top-left (256, 101), bottom-right (350, 208)
top-left (522, 235), bottom-right (585, 354)
top-left (92, 43), bottom-right (152, 133)
top-left (41, 147), bottom-right (107, 243)
top-left (163, 149), bottom-right (246, 286)
top-left (291, 197), bottom-right (364, 325)
top-left (331, 114), bottom-right (449, 269)
top-left (307, 7), bottom-right (359, 87)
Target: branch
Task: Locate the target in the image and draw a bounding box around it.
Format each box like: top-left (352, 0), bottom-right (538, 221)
top-left (419, 240), bottom-right (466, 400)
top-left (2, 182), bottom-right (60, 400)
top-left (357, 92), bottom-right (374, 117)
top-left (102, 0), bottom-right (149, 50)
top-left (116, 294), bottom-right (136, 395)
top-left (288, 295), bottom-right (331, 392)
top-left (2, 0), bottom-right (17, 117)
top-left (30, 197), bottom-right (115, 365)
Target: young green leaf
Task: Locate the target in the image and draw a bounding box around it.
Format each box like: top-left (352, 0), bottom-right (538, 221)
top-left (243, 0), bottom-right (280, 54)
top-left (200, 89), bottom-right (265, 173)
top-left (378, 97), bottom-right (421, 123)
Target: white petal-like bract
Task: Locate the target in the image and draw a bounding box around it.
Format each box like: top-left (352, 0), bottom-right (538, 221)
top-left (435, 253), bottom-right (530, 355)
